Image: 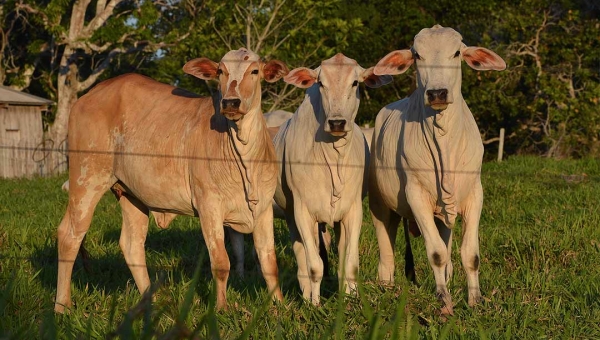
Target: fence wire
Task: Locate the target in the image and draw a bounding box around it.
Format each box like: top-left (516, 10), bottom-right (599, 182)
top-left (3, 144), bottom-right (598, 180)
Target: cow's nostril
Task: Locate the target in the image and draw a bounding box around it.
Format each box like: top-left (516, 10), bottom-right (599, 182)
top-left (328, 119), bottom-right (346, 132)
top-left (222, 98), bottom-right (241, 109)
top-left (426, 89), bottom-right (448, 103)
top-left (438, 89), bottom-right (448, 101)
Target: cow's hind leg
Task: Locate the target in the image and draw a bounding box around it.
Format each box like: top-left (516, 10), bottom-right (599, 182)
top-left (318, 223), bottom-right (330, 278)
top-left (402, 219), bottom-right (418, 285)
top-left (370, 194), bottom-right (401, 283)
top-left (117, 194), bottom-right (151, 295)
top-left (55, 174), bottom-right (115, 313)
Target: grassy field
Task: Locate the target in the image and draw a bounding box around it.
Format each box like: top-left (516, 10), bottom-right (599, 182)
top-left (1, 156), bottom-right (599, 339)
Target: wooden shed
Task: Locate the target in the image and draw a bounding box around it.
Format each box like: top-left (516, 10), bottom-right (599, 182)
top-left (0, 86), bottom-right (53, 178)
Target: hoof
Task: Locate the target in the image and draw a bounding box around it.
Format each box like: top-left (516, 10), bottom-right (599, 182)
top-left (440, 304), bottom-right (454, 316)
top-left (468, 294), bottom-right (484, 307)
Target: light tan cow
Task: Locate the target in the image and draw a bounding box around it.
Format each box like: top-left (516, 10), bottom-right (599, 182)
top-left (225, 110), bottom-right (294, 278)
top-left (369, 25), bottom-right (506, 315)
top-left (54, 48), bottom-right (288, 313)
top-left (273, 53), bottom-right (392, 305)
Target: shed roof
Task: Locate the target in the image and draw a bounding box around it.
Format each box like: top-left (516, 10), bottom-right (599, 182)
top-left (0, 86), bottom-right (54, 106)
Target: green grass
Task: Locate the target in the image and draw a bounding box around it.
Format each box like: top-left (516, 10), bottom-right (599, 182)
top-left (1, 156), bottom-right (599, 339)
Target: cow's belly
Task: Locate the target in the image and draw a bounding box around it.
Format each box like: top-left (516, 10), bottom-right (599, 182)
top-left (114, 152), bottom-right (194, 215)
top-left (222, 195), bottom-right (260, 234)
top-left (373, 157), bottom-right (413, 218)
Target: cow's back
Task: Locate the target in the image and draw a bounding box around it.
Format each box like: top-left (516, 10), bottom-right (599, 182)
top-left (68, 74), bottom-right (214, 215)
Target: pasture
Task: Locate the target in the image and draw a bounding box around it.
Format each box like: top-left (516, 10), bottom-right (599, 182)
top-left (1, 156), bottom-right (599, 339)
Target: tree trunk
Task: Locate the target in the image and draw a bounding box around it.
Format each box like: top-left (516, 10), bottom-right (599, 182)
top-left (44, 48), bottom-right (79, 175)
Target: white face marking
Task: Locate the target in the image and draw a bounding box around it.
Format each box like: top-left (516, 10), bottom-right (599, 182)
top-left (218, 49), bottom-right (262, 118)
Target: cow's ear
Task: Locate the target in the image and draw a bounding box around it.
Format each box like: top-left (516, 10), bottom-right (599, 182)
top-left (283, 67), bottom-right (318, 88)
top-left (183, 58), bottom-right (219, 80)
top-left (361, 67), bottom-right (393, 88)
top-left (263, 60), bottom-right (289, 83)
top-left (374, 50), bottom-right (414, 76)
top-left (461, 46), bottom-right (506, 71)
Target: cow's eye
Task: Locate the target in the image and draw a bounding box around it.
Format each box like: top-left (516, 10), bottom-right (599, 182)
top-left (352, 80), bottom-right (359, 87)
top-left (454, 50), bottom-right (460, 58)
top-left (216, 69), bottom-right (223, 76)
top-left (414, 52), bottom-right (421, 60)
top-left (251, 69), bottom-right (259, 75)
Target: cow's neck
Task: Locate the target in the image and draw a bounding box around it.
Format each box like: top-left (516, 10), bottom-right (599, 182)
top-left (229, 107), bottom-right (262, 146)
top-left (321, 133), bottom-right (352, 208)
top-left (414, 89), bottom-right (468, 228)
top-left (227, 108), bottom-right (273, 216)
top-left (310, 90), bottom-right (353, 207)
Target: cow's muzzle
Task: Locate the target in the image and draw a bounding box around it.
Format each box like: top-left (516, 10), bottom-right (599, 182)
top-left (221, 98), bottom-right (244, 120)
top-left (426, 89), bottom-right (450, 111)
top-left (327, 119), bottom-right (347, 136)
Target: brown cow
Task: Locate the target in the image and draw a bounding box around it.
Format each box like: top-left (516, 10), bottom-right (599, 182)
top-left (54, 48), bottom-right (288, 313)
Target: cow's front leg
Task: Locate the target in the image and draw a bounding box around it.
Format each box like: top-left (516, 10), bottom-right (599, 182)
top-left (435, 218), bottom-right (453, 284)
top-left (406, 185), bottom-right (454, 315)
top-left (287, 212), bottom-right (311, 299)
top-left (338, 198), bottom-right (363, 295)
top-left (293, 202), bottom-right (322, 305)
top-left (461, 183), bottom-right (483, 307)
top-left (198, 208), bottom-right (230, 310)
top-left (252, 206), bottom-right (283, 303)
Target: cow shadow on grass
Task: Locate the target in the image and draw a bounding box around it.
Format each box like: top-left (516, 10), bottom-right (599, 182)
top-left (29, 216), bottom-right (340, 306)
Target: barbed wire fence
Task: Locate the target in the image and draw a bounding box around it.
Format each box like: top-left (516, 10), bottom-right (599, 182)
top-left (0, 138), bottom-right (595, 274)
top-left (2, 142), bottom-right (596, 177)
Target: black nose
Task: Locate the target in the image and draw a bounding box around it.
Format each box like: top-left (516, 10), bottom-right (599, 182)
top-left (328, 119), bottom-right (346, 132)
top-left (222, 98), bottom-right (241, 110)
top-left (426, 89), bottom-right (448, 103)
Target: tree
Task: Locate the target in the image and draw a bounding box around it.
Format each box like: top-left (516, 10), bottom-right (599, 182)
top-left (492, 1), bottom-right (600, 157)
top-left (0, 0), bottom-right (46, 90)
top-left (15, 0), bottom-right (189, 173)
top-left (144, 0), bottom-right (363, 113)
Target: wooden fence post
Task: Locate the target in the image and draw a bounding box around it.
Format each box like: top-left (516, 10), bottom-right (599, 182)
top-left (497, 128), bottom-right (505, 162)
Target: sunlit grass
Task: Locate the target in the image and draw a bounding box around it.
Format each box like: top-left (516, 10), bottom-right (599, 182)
top-left (1, 156), bottom-right (599, 338)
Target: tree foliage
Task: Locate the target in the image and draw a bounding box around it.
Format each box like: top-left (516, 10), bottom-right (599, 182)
top-left (1, 0), bottom-right (598, 158)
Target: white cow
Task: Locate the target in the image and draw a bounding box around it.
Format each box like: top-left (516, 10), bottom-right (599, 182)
top-left (274, 53), bottom-right (392, 304)
top-left (264, 110), bottom-right (294, 128)
top-left (361, 127), bottom-right (374, 149)
top-left (369, 25), bottom-right (506, 315)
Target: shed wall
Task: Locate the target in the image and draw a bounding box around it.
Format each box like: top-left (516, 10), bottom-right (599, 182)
top-left (0, 105), bottom-right (44, 178)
